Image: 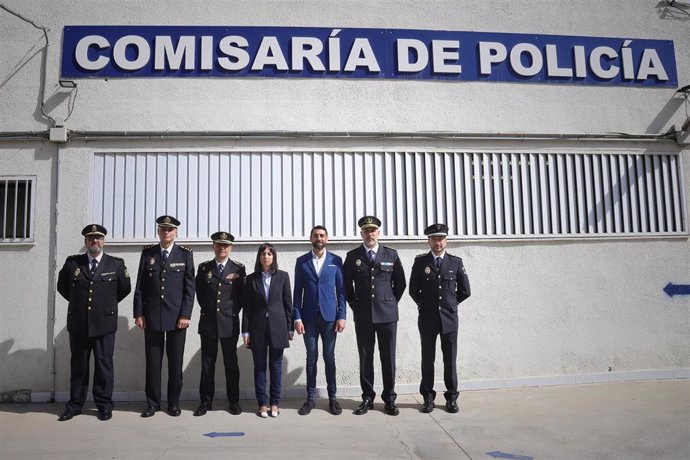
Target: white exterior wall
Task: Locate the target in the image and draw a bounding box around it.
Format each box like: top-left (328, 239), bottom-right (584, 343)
top-left (1, 0), bottom-right (688, 401)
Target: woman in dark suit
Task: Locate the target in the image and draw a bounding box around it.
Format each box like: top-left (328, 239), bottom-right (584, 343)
top-left (242, 243), bottom-right (294, 418)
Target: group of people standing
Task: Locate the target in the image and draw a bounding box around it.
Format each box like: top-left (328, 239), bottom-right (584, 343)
top-left (56, 214), bottom-right (470, 422)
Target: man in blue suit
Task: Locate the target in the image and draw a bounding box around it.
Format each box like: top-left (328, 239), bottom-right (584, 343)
top-left (293, 225), bottom-right (347, 415)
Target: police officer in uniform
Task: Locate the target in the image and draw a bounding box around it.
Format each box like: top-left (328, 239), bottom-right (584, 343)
top-left (343, 216), bottom-right (406, 416)
top-left (409, 223), bottom-right (471, 413)
top-left (133, 215), bottom-right (195, 417)
top-left (57, 224), bottom-right (131, 421)
top-left (193, 231), bottom-right (245, 416)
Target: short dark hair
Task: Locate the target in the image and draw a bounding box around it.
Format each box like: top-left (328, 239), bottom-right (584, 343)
top-left (310, 225), bottom-right (328, 237)
top-left (254, 242), bottom-right (278, 273)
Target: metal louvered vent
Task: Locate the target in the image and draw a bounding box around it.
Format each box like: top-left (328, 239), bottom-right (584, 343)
top-left (91, 151), bottom-right (687, 241)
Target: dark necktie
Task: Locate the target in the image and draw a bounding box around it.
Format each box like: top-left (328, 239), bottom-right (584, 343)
top-left (90, 259), bottom-right (98, 276)
top-left (218, 263), bottom-right (224, 277)
top-left (162, 249), bottom-right (169, 263)
top-left (368, 250), bottom-right (375, 264)
top-left (436, 257), bottom-right (442, 270)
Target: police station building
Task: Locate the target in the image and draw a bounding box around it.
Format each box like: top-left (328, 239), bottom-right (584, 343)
top-left (1, 1), bottom-right (688, 403)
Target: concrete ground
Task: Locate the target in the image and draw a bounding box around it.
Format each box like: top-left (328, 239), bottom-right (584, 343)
top-left (0, 379), bottom-right (688, 460)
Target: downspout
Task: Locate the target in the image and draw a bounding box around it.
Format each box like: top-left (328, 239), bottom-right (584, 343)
top-left (48, 142), bottom-right (62, 402)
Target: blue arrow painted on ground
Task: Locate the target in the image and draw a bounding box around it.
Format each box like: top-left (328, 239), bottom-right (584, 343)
top-left (486, 451), bottom-right (533, 460)
top-left (663, 283), bottom-right (690, 297)
top-left (203, 432), bottom-right (245, 438)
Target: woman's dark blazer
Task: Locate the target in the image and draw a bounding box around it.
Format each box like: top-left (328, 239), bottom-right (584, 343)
top-left (242, 269), bottom-right (294, 350)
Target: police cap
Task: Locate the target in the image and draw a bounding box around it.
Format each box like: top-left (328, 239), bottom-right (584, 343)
top-left (358, 215), bottom-right (381, 230)
top-left (82, 224), bottom-right (107, 238)
top-left (211, 231), bottom-right (234, 245)
top-left (424, 223), bottom-right (448, 237)
top-left (156, 215), bottom-right (180, 228)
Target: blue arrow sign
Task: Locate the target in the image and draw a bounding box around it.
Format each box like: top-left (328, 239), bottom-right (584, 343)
top-left (203, 432), bottom-right (245, 438)
top-left (663, 283), bottom-right (690, 297)
top-left (486, 451), bottom-right (533, 460)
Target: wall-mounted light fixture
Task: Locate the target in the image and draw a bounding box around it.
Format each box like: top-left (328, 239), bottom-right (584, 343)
top-left (58, 80), bottom-right (77, 89)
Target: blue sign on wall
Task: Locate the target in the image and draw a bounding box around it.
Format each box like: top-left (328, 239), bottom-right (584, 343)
top-left (61, 26), bottom-right (677, 87)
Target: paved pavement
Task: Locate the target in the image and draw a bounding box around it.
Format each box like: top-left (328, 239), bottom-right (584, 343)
top-left (0, 379), bottom-right (688, 460)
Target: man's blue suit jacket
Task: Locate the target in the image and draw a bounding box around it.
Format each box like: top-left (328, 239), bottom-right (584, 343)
top-left (293, 250), bottom-right (346, 324)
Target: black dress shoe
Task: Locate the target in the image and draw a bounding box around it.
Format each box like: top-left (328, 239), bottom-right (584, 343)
top-left (57, 410), bottom-right (81, 421)
top-left (141, 406), bottom-right (157, 418)
top-left (421, 399), bottom-right (435, 413)
top-left (97, 409), bottom-right (113, 421)
top-left (193, 402), bottom-right (211, 416)
top-left (445, 400), bottom-right (459, 413)
top-left (167, 405), bottom-right (181, 416)
top-left (353, 399), bottom-right (374, 415)
top-left (228, 402), bottom-right (242, 415)
top-left (328, 399), bottom-right (342, 415)
top-left (384, 402), bottom-right (399, 416)
top-left (298, 400), bottom-right (315, 415)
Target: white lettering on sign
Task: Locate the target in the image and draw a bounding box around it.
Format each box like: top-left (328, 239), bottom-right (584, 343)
top-left (637, 48), bottom-right (667, 81)
top-left (218, 36), bottom-right (250, 70)
top-left (432, 40), bottom-right (461, 74)
top-left (545, 44), bottom-right (572, 78)
top-left (154, 36), bottom-right (195, 71)
top-left (476, 41), bottom-right (669, 82)
top-left (70, 32), bottom-right (671, 84)
top-left (510, 43), bottom-right (542, 77)
top-left (252, 36), bottom-right (289, 71)
top-left (74, 35), bottom-right (110, 70)
top-left (292, 36), bottom-right (325, 71)
top-left (397, 39), bottom-right (428, 72)
top-left (478, 42), bottom-right (506, 75)
top-left (344, 38), bottom-right (380, 72)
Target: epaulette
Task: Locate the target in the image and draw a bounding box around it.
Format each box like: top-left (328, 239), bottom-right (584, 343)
top-left (232, 260), bottom-right (244, 268)
top-left (178, 245), bottom-right (193, 252)
top-left (381, 245), bottom-right (398, 253)
top-left (415, 253), bottom-right (426, 258)
top-left (110, 255), bottom-right (124, 261)
top-left (143, 244), bottom-right (157, 249)
top-left (66, 254), bottom-right (81, 260)
top-left (446, 252), bottom-right (460, 260)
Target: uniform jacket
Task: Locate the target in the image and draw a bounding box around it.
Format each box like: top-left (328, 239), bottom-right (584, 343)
top-left (133, 243), bottom-right (195, 332)
top-left (57, 253), bottom-right (131, 337)
top-left (293, 250), bottom-right (346, 324)
top-left (242, 270), bottom-right (294, 350)
top-left (343, 245), bottom-right (406, 324)
top-left (408, 252), bottom-right (471, 334)
top-left (195, 258), bottom-right (245, 338)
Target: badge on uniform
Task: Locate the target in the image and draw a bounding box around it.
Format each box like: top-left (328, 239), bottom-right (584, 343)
top-left (207, 271), bottom-right (213, 279)
top-left (73, 268), bottom-right (81, 277)
top-left (125, 269), bottom-right (130, 278)
top-left (226, 273), bottom-right (239, 280)
top-left (355, 259), bottom-right (361, 266)
top-left (424, 267), bottom-right (431, 274)
top-left (462, 266), bottom-right (467, 275)
top-left (149, 257), bottom-right (156, 265)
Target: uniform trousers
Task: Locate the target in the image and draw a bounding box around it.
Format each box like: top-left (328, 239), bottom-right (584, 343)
top-left (144, 328), bottom-right (186, 409)
top-left (67, 331), bottom-right (115, 413)
top-left (354, 319), bottom-right (397, 403)
top-left (419, 314), bottom-right (458, 402)
top-left (199, 331), bottom-right (240, 404)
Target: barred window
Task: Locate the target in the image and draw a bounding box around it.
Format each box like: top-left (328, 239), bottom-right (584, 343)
top-left (91, 150), bottom-right (687, 241)
top-left (0, 176), bottom-right (35, 242)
